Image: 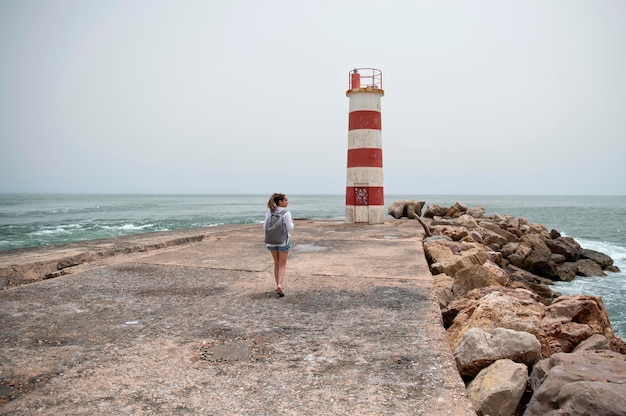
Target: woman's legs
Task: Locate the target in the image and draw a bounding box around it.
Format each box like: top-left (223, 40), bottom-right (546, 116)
top-left (271, 249), bottom-right (289, 295)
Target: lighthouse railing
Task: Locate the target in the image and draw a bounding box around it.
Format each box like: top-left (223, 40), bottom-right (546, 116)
top-left (348, 68), bottom-right (382, 90)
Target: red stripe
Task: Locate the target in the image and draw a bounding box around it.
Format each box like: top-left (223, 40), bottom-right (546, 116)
top-left (345, 186), bottom-right (384, 206)
top-left (347, 148), bottom-right (383, 168)
top-left (349, 110), bottom-right (381, 130)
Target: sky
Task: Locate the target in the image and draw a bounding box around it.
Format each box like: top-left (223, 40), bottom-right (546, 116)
top-left (1, 0), bottom-right (625, 196)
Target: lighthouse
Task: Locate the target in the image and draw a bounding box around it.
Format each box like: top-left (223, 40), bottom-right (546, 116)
top-left (345, 68), bottom-right (384, 224)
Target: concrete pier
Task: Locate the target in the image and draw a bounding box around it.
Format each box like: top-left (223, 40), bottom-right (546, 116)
top-left (0, 220), bottom-right (475, 415)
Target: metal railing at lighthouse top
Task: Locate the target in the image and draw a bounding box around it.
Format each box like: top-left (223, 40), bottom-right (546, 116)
top-left (347, 68), bottom-right (383, 95)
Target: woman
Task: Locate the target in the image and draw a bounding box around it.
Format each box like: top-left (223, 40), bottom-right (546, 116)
top-left (263, 193), bottom-right (294, 297)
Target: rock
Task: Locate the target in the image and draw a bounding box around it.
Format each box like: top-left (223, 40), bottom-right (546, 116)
top-left (580, 248), bottom-right (614, 268)
top-left (424, 235), bottom-right (453, 243)
top-left (454, 327), bottom-right (542, 377)
top-left (539, 295), bottom-right (626, 355)
top-left (557, 382), bottom-right (626, 416)
top-left (523, 250), bottom-right (558, 280)
top-left (433, 273), bottom-right (455, 309)
top-left (524, 282), bottom-right (557, 305)
top-left (442, 297), bottom-right (473, 328)
top-left (447, 289), bottom-right (546, 352)
top-left (467, 230), bottom-right (484, 244)
top-left (505, 264), bottom-right (558, 303)
top-left (447, 202), bottom-right (468, 218)
top-left (452, 264), bottom-right (507, 298)
top-left (543, 236), bottom-right (581, 262)
top-left (486, 249), bottom-right (503, 266)
top-left (423, 240), bottom-right (487, 277)
top-left (423, 204), bottom-right (449, 218)
top-left (430, 218), bottom-right (458, 226)
top-left (456, 214), bottom-right (479, 229)
top-left (556, 262), bottom-right (577, 282)
top-left (549, 253), bottom-right (566, 265)
top-left (501, 242), bottom-right (532, 268)
top-left (525, 223), bottom-right (551, 239)
top-left (478, 221), bottom-right (520, 244)
top-left (574, 258), bottom-right (606, 277)
top-left (519, 233), bottom-right (548, 253)
top-left (479, 228), bottom-right (509, 249)
top-left (491, 213), bottom-right (510, 227)
top-left (435, 226), bottom-right (469, 242)
top-left (452, 264), bottom-right (492, 298)
top-left (572, 334), bottom-right (611, 352)
top-left (504, 215), bottom-right (522, 230)
top-left (467, 359), bottom-right (529, 416)
top-left (387, 201), bottom-right (405, 219)
top-left (466, 206), bottom-right (486, 218)
top-left (528, 358), bottom-right (550, 391)
top-left (387, 200), bottom-right (425, 219)
top-left (524, 350), bottom-right (626, 416)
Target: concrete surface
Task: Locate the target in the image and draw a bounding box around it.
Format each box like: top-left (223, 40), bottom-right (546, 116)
top-left (0, 219), bottom-right (475, 415)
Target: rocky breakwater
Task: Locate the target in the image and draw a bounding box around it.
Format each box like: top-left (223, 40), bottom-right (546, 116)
top-left (389, 200), bottom-right (626, 416)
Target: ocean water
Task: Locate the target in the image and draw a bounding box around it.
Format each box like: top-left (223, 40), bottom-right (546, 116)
top-left (1, 194), bottom-right (625, 338)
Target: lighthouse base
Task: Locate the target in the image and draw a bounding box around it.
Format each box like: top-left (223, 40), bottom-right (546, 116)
top-left (345, 205), bottom-right (385, 224)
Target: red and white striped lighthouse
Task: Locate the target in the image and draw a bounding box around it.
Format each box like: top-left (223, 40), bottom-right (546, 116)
top-left (345, 68), bottom-right (385, 224)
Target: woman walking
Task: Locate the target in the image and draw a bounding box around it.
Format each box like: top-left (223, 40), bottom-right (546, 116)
top-left (263, 193), bottom-right (294, 297)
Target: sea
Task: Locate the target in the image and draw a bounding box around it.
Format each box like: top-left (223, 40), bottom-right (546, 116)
top-left (1, 194), bottom-right (625, 339)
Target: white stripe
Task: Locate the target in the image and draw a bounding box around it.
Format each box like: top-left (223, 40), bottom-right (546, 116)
top-left (346, 206), bottom-right (385, 224)
top-left (349, 92), bottom-right (382, 112)
top-left (346, 168), bottom-right (384, 186)
top-left (348, 129), bottom-right (382, 149)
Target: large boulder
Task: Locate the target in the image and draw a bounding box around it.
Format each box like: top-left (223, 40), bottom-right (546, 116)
top-left (387, 200), bottom-right (425, 219)
top-left (539, 295), bottom-right (626, 355)
top-left (467, 359), bottom-right (529, 416)
top-left (478, 229), bottom-right (509, 250)
top-left (454, 327), bottom-right (541, 377)
top-left (574, 258), bottom-right (606, 277)
top-left (524, 350), bottom-right (626, 416)
top-left (477, 221), bottom-right (520, 244)
top-left (580, 248), bottom-right (614, 269)
top-left (423, 240), bottom-right (487, 277)
top-left (555, 262), bottom-right (578, 282)
top-left (523, 222), bottom-right (552, 239)
top-left (434, 226), bottom-right (469, 242)
top-left (543, 236), bottom-right (581, 262)
top-left (447, 201), bottom-right (469, 218)
top-left (452, 262), bottom-right (509, 298)
top-left (447, 289), bottom-right (546, 351)
top-left (456, 214), bottom-right (479, 229)
top-left (572, 333), bottom-right (611, 352)
top-left (423, 204), bottom-right (450, 218)
top-left (502, 242), bottom-right (533, 268)
top-left (466, 206), bottom-right (486, 218)
top-left (523, 250), bottom-right (559, 280)
top-left (516, 235), bottom-right (555, 280)
top-left (520, 234), bottom-right (551, 255)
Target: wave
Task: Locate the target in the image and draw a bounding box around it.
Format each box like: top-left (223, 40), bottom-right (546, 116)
top-left (28, 223), bottom-right (84, 237)
top-left (99, 223), bottom-right (156, 232)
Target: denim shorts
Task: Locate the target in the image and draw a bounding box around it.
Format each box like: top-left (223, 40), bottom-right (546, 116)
top-left (267, 240), bottom-right (291, 252)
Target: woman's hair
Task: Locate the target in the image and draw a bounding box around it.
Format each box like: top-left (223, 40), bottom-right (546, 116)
top-left (267, 193), bottom-right (286, 212)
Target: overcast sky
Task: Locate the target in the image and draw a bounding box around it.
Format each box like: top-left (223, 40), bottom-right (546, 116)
top-left (1, 0), bottom-right (624, 195)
